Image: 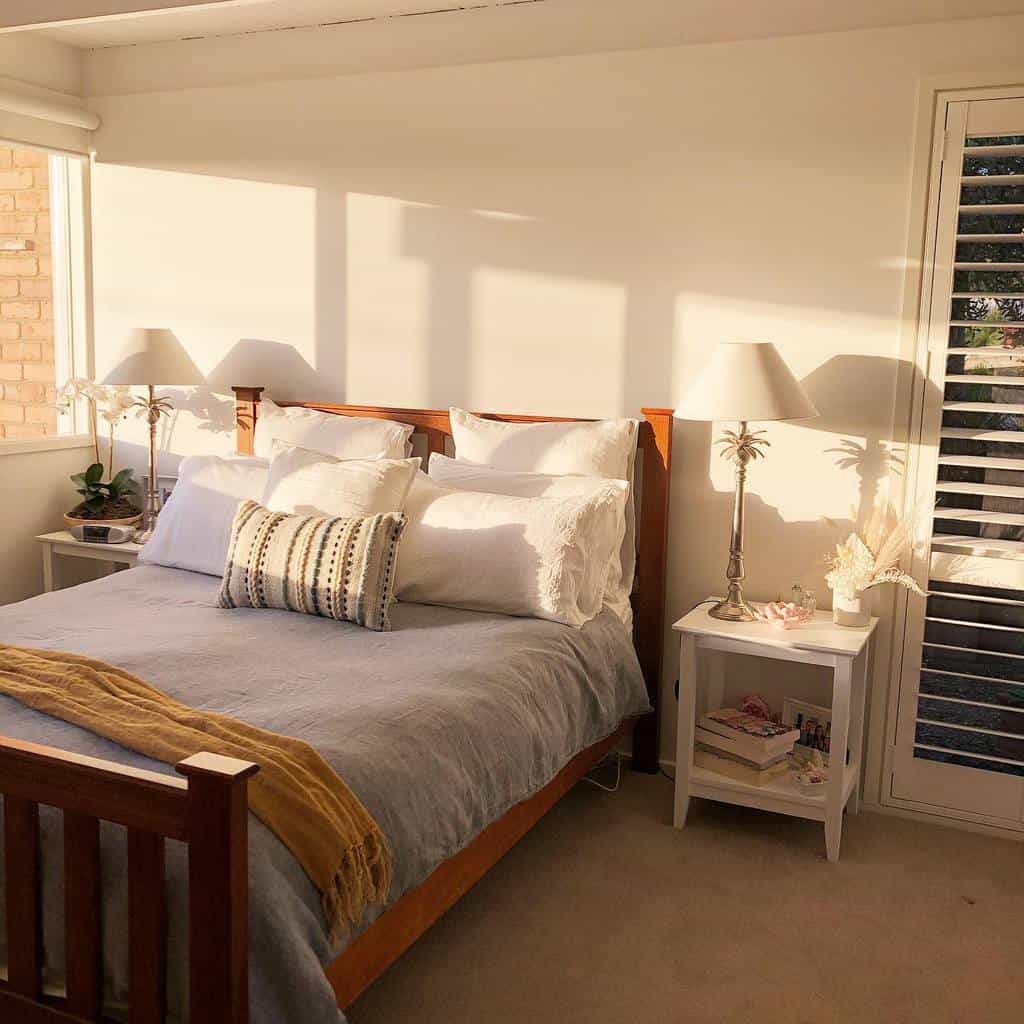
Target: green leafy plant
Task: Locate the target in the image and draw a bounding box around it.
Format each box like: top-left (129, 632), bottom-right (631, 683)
top-left (69, 463), bottom-right (140, 519)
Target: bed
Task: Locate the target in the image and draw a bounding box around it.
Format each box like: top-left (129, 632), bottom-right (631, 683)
top-left (0, 392), bottom-right (672, 1024)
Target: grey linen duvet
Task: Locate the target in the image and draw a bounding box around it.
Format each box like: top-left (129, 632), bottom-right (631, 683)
top-left (0, 565), bottom-right (649, 1023)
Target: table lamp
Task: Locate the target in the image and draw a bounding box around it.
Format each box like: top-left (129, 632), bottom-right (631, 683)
top-left (675, 341), bottom-right (818, 622)
top-left (101, 328), bottom-right (204, 542)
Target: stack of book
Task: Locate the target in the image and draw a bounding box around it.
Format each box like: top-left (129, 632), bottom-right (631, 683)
top-left (694, 708), bottom-right (800, 787)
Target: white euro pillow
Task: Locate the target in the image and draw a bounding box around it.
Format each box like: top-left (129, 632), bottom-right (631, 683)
top-left (262, 441), bottom-right (420, 518)
top-left (395, 473), bottom-right (627, 627)
top-left (447, 408), bottom-right (640, 624)
top-left (449, 407), bottom-right (637, 479)
top-left (254, 397), bottom-right (413, 461)
top-left (427, 454), bottom-right (631, 625)
top-left (138, 454), bottom-right (269, 577)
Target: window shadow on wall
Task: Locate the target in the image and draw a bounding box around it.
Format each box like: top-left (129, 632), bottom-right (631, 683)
top-left (399, 202), bottom-right (675, 415)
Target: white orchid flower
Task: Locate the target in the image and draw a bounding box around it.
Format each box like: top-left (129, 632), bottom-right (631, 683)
top-left (99, 386), bottom-right (136, 422)
top-left (55, 376), bottom-right (93, 411)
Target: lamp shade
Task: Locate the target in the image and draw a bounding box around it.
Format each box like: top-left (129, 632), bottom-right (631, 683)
top-left (100, 328), bottom-right (204, 387)
top-left (674, 340), bottom-right (818, 423)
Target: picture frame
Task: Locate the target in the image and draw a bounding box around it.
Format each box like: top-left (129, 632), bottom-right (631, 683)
top-left (782, 697), bottom-right (832, 766)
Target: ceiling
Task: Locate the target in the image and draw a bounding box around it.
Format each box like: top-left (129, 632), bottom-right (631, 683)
top-left (36, 1), bottom-right (541, 47)
top-left (27, 0), bottom-right (1024, 50)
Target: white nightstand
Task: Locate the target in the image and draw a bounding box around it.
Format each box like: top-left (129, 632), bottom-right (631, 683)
top-left (35, 531), bottom-right (143, 593)
top-left (673, 599), bottom-right (878, 862)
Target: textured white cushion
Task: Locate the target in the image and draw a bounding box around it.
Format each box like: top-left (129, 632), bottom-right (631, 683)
top-left (395, 473), bottom-right (627, 627)
top-left (428, 454), bottom-right (632, 625)
top-left (262, 441), bottom-right (420, 518)
top-left (447, 408), bottom-right (640, 624)
top-left (254, 397), bottom-right (413, 461)
top-left (138, 455), bottom-right (269, 577)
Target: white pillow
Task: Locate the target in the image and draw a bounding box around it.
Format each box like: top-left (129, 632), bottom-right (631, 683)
top-left (138, 455), bottom-right (269, 576)
top-left (449, 407), bottom-right (637, 479)
top-left (254, 397), bottom-right (413, 461)
top-left (262, 441), bottom-right (420, 518)
top-left (428, 454), bottom-right (631, 625)
top-left (448, 408), bottom-right (640, 623)
top-left (395, 473), bottom-right (627, 627)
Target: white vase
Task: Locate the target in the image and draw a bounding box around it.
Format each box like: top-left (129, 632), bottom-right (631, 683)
top-left (833, 588), bottom-right (871, 628)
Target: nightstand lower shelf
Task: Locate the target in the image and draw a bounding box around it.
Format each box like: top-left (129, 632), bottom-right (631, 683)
top-left (689, 760), bottom-right (860, 823)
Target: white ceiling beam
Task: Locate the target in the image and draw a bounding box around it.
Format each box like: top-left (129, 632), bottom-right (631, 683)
top-left (0, 0), bottom-right (256, 32)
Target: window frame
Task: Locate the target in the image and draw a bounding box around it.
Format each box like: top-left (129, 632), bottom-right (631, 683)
top-left (0, 139), bottom-right (93, 456)
top-left (869, 73), bottom-right (1024, 832)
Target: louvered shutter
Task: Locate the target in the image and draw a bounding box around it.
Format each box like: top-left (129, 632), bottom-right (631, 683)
top-left (892, 96), bottom-right (1024, 825)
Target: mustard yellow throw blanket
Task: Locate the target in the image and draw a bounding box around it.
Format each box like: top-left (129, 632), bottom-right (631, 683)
top-left (0, 644), bottom-right (391, 941)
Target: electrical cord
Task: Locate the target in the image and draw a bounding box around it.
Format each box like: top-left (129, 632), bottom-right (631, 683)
top-left (585, 753), bottom-right (622, 790)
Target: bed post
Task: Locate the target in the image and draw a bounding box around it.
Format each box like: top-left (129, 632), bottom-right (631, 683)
top-left (632, 409), bottom-right (673, 774)
top-left (178, 753), bottom-right (260, 1024)
top-left (232, 386), bottom-right (264, 455)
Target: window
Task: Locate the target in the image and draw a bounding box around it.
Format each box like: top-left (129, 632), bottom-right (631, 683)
top-left (891, 95), bottom-right (1024, 829)
top-left (0, 144), bottom-right (88, 441)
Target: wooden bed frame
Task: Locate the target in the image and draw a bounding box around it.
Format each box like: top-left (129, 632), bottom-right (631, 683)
top-left (0, 390), bottom-right (673, 1024)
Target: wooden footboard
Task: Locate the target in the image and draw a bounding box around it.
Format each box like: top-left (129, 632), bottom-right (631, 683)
top-left (0, 735), bottom-right (258, 1024)
top-left (2, 724), bottom-right (630, 1022)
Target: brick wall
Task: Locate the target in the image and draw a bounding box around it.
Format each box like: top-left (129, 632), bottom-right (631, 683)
top-left (0, 146), bottom-right (55, 440)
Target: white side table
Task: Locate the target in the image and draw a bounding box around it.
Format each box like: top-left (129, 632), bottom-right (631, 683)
top-left (35, 531), bottom-right (143, 593)
top-left (673, 599), bottom-right (878, 862)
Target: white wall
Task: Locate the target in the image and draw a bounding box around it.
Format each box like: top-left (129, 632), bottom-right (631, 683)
top-left (85, 14), bottom-right (1024, 775)
top-left (0, 444), bottom-right (101, 604)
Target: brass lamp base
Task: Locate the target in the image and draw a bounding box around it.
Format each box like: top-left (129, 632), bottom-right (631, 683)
top-left (709, 587), bottom-right (757, 622)
top-left (132, 511), bottom-right (158, 545)
top-left (709, 420), bottom-right (769, 625)
top-left (132, 383), bottom-right (172, 546)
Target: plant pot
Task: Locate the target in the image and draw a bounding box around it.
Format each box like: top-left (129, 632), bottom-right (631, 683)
top-left (64, 511), bottom-right (143, 531)
top-left (832, 588), bottom-right (871, 628)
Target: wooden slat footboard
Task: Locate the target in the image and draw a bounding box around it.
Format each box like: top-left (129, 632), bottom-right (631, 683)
top-left (0, 735), bottom-right (258, 1024)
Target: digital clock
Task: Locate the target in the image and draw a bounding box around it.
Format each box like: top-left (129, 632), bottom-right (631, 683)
top-left (69, 524), bottom-right (137, 545)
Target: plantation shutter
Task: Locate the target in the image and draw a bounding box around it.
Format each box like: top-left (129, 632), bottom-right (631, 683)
top-left (892, 96), bottom-right (1024, 823)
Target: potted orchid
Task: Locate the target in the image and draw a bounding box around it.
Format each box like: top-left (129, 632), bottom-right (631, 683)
top-left (56, 378), bottom-right (142, 528)
top-left (825, 505), bottom-right (926, 626)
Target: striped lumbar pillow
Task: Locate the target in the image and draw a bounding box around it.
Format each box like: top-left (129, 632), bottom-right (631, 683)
top-left (218, 500), bottom-right (406, 632)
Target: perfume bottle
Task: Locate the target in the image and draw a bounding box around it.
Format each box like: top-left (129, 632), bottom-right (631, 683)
top-left (802, 590), bottom-right (817, 615)
top-left (790, 583), bottom-right (804, 607)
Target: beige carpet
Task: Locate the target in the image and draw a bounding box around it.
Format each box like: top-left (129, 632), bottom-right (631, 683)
top-left (350, 769), bottom-right (1024, 1024)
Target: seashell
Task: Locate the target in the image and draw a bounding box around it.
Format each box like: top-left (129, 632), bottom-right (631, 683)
top-left (755, 601), bottom-right (813, 630)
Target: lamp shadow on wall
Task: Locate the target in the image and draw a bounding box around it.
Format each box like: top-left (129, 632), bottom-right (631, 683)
top-left (153, 339), bottom-right (320, 458)
top-left (206, 337), bottom-right (321, 399)
top-left (799, 354), bottom-right (940, 526)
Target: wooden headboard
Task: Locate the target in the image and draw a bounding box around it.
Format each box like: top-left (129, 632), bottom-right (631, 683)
top-left (232, 386), bottom-right (672, 772)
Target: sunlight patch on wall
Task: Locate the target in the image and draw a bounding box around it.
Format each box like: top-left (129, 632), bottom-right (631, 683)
top-left (471, 268), bottom-right (626, 415)
top-left (91, 163), bottom-right (317, 464)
